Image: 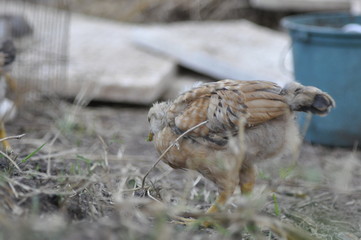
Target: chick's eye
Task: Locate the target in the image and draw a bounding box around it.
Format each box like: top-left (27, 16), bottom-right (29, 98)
top-left (147, 117), bottom-right (150, 122)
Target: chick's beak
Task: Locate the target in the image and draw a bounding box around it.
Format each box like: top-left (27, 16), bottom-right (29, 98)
top-left (147, 132), bottom-right (154, 142)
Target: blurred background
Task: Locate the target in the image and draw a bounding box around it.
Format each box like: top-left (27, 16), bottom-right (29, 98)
top-left (0, 0), bottom-right (356, 103)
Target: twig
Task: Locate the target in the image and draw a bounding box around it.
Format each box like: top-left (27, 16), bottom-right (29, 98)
top-left (47, 130), bottom-right (61, 176)
top-left (4, 176), bottom-right (33, 192)
top-left (141, 120), bottom-right (208, 188)
top-left (0, 133), bottom-right (26, 142)
top-left (147, 188), bottom-right (162, 203)
top-left (0, 150), bottom-right (21, 172)
top-left (29, 148), bottom-right (77, 161)
top-left (72, 154), bottom-right (152, 162)
top-left (4, 175), bottom-right (94, 197)
top-left (21, 170), bottom-right (99, 181)
top-left (174, 211), bottom-right (316, 240)
top-left (8, 181), bottom-right (19, 198)
top-left (98, 135), bottom-right (109, 168)
top-left (120, 186), bottom-right (144, 192)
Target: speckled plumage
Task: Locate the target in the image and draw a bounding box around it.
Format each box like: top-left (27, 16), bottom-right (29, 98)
top-left (148, 79), bottom-right (335, 213)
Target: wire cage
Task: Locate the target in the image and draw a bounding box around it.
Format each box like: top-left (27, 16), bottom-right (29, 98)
top-left (0, 0), bottom-right (70, 98)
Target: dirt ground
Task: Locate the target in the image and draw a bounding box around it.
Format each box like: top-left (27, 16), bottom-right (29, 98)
top-left (1, 97), bottom-right (360, 240)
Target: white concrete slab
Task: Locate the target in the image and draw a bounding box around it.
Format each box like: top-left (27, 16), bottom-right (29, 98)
top-left (66, 14), bottom-right (176, 104)
top-left (133, 20), bottom-right (294, 86)
top-left (250, 0), bottom-right (349, 11)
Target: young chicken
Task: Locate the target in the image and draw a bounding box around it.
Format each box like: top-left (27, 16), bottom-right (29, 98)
top-left (148, 80), bottom-right (335, 219)
top-left (0, 39), bottom-right (16, 90)
top-left (0, 40), bottom-right (17, 151)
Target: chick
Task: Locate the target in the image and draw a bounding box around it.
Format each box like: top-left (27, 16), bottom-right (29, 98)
top-left (0, 40), bottom-right (17, 151)
top-left (148, 80), bottom-right (334, 220)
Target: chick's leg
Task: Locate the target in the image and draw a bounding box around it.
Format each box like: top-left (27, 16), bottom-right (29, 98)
top-left (173, 184), bottom-right (235, 226)
top-left (0, 122), bottom-right (11, 152)
top-left (172, 190), bottom-right (233, 227)
top-left (239, 163), bottom-right (256, 194)
top-left (206, 190), bottom-right (231, 214)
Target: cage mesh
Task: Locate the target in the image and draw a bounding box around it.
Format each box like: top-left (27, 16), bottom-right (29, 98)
top-left (0, 0), bottom-right (70, 97)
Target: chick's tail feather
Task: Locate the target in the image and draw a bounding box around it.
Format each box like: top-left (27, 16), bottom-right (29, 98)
top-left (283, 82), bottom-right (335, 116)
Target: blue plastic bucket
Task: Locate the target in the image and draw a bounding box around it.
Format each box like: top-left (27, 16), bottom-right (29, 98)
top-left (282, 13), bottom-right (361, 147)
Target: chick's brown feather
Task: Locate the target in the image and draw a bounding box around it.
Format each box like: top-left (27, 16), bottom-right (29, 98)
top-left (168, 80), bottom-right (289, 140)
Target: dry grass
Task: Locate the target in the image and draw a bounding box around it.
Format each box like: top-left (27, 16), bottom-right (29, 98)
top-left (0, 96), bottom-right (359, 240)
